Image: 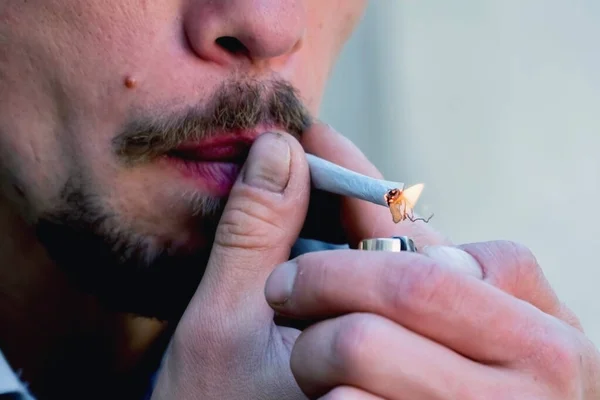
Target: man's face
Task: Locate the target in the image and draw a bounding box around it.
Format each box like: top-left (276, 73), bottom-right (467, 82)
top-left (0, 0), bottom-right (367, 320)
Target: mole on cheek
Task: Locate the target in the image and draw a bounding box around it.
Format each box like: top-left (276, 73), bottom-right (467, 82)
top-left (124, 76), bottom-right (137, 89)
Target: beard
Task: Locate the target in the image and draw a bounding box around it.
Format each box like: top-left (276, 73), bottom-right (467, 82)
top-left (34, 79), bottom-right (313, 322)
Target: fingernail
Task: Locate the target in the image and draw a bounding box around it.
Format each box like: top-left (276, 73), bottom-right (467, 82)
top-left (243, 132), bottom-right (291, 193)
top-left (421, 246), bottom-right (483, 279)
top-left (265, 260), bottom-right (297, 306)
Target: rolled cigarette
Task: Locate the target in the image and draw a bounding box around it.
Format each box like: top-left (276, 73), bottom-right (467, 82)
top-left (305, 153), bottom-right (404, 207)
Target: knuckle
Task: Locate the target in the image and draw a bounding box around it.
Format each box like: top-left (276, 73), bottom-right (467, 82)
top-left (491, 240), bottom-right (541, 277)
top-left (501, 240), bottom-right (548, 300)
top-left (504, 240), bottom-right (540, 275)
top-left (382, 257), bottom-right (449, 315)
top-left (214, 200), bottom-right (285, 250)
top-left (528, 326), bottom-right (583, 395)
top-left (471, 240), bottom-right (545, 296)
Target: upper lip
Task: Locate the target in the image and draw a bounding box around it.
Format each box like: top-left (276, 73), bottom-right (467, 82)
top-left (166, 131), bottom-right (270, 163)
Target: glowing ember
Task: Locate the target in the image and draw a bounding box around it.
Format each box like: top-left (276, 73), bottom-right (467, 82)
top-left (384, 183), bottom-right (434, 224)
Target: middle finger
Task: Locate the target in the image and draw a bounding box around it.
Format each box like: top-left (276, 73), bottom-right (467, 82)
top-left (291, 312), bottom-right (502, 400)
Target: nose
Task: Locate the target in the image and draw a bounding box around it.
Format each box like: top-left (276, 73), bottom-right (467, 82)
top-left (184, 0), bottom-right (306, 66)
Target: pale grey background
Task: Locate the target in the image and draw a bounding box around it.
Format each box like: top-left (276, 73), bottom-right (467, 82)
top-left (320, 1), bottom-right (600, 346)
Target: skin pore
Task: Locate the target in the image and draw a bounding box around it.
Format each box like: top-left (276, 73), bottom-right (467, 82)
top-left (0, 0), bottom-right (367, 398)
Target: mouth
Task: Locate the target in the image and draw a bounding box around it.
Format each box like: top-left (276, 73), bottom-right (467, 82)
top-left (161, 131), bottom-right (270, 196)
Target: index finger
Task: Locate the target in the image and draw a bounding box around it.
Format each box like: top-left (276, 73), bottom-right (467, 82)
top-left (301, 123), bottom-right (450, 249)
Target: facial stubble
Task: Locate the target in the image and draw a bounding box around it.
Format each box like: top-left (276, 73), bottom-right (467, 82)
top-left (35, 79), bottom-right (313, 322)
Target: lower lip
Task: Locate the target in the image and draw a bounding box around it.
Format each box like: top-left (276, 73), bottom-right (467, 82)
top-left (161, 156), bottom-right (242, 196)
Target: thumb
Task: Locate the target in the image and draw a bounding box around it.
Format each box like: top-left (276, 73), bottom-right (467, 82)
top-left (190, 131), bottom-right (310, 330)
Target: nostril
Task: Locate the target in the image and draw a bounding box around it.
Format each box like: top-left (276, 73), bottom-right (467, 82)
top-left (215, 36), bottom-right (249, 56)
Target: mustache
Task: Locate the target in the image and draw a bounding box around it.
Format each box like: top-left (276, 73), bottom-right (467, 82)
top-left (113, 79), bottom-right (314, 163)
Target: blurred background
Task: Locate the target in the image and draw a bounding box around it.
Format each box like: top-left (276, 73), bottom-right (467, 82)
top-left (320, 1), bottom-right (600, 346)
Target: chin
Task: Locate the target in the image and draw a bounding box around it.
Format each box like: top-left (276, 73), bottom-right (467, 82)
top-left (38, 217), bottom-right (216, 321)
top-left (34, 183), bottom-right (225, 321)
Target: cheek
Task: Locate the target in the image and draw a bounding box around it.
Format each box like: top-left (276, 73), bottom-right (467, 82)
top-left (41, 2), bottom-right (178, 116)
top-left (296, 0), bottom-right (366, 113)
top-left (306, 0), bottom-right (367, 51)
top-left (0, 0), bottom-right (180, 208)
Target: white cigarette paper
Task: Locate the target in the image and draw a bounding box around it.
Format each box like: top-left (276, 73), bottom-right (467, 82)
top-left (305, 153), bottom-right (404, 207)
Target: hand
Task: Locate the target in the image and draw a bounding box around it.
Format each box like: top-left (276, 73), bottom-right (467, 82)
top-left (150, 131), bottom-right (310, 399)
top-left (265, 242), bottom-right (600, 399)
top-left (149, 123), bottom-right (449, 399)
top-left (258, 126), bottom-right (600, 399)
